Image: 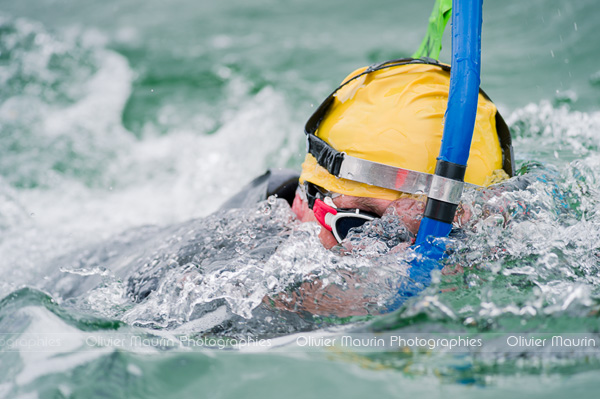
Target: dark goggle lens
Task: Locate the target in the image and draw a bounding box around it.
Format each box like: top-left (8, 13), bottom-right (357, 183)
top-left (334, 216), bottom-right (372, 241)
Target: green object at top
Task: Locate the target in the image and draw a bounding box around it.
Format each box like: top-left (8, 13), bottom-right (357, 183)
top-left (412, 0), bottom-right (452, 60)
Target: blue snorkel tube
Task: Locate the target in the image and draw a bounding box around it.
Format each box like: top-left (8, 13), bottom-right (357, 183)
top-left (391, 0), bottom-right (484, 306)
top-left (416, 0), bottom-right (482, 247)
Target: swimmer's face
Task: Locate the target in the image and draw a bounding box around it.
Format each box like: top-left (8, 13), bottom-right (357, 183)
top-left (291, 191), bottom-right (425, 249)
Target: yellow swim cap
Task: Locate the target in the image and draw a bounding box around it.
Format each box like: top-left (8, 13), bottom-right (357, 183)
top-left (300, 59), bottom-right (512, 201)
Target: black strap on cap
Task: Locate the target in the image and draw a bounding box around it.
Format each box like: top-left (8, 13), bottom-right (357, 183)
top-left (306, 135), bottom-right (345, 176)
top-left (495, 111), bottom-right (515, 176)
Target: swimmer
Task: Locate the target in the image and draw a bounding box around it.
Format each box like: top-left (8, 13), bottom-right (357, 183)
top-left (223, 57), bottom-right (515, 250)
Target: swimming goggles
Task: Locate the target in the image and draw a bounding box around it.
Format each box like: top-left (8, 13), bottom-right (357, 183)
top-left (302, 182), bottom-right (379, 243)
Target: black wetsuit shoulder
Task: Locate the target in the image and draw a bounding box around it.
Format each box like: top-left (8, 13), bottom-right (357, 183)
top-left (219, 169), bottom-right (300, 210)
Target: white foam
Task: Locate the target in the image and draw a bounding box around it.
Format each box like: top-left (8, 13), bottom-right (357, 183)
top-left (508, 101), bottom-right (600, 162)
top-left (0, 18), bottom-right (301, 288)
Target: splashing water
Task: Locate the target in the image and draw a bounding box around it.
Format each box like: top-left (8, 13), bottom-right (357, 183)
top-left (41, 197), bottom-right (410, 334)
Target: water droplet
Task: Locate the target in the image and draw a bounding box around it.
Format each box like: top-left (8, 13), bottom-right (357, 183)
top-left (127, 364), bottom-right (143, 377)
top-left (30, 213), bottom-right (35, 217)
top-left (463, 317), bottom-right (476, 326)
top-left (541, 253), bottom-right (559, 269)
top-left (267, 276), bottom-right (278, 290)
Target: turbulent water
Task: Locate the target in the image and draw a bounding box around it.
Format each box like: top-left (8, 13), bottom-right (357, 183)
top-left (1, 0), bottom-right (600, 397)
